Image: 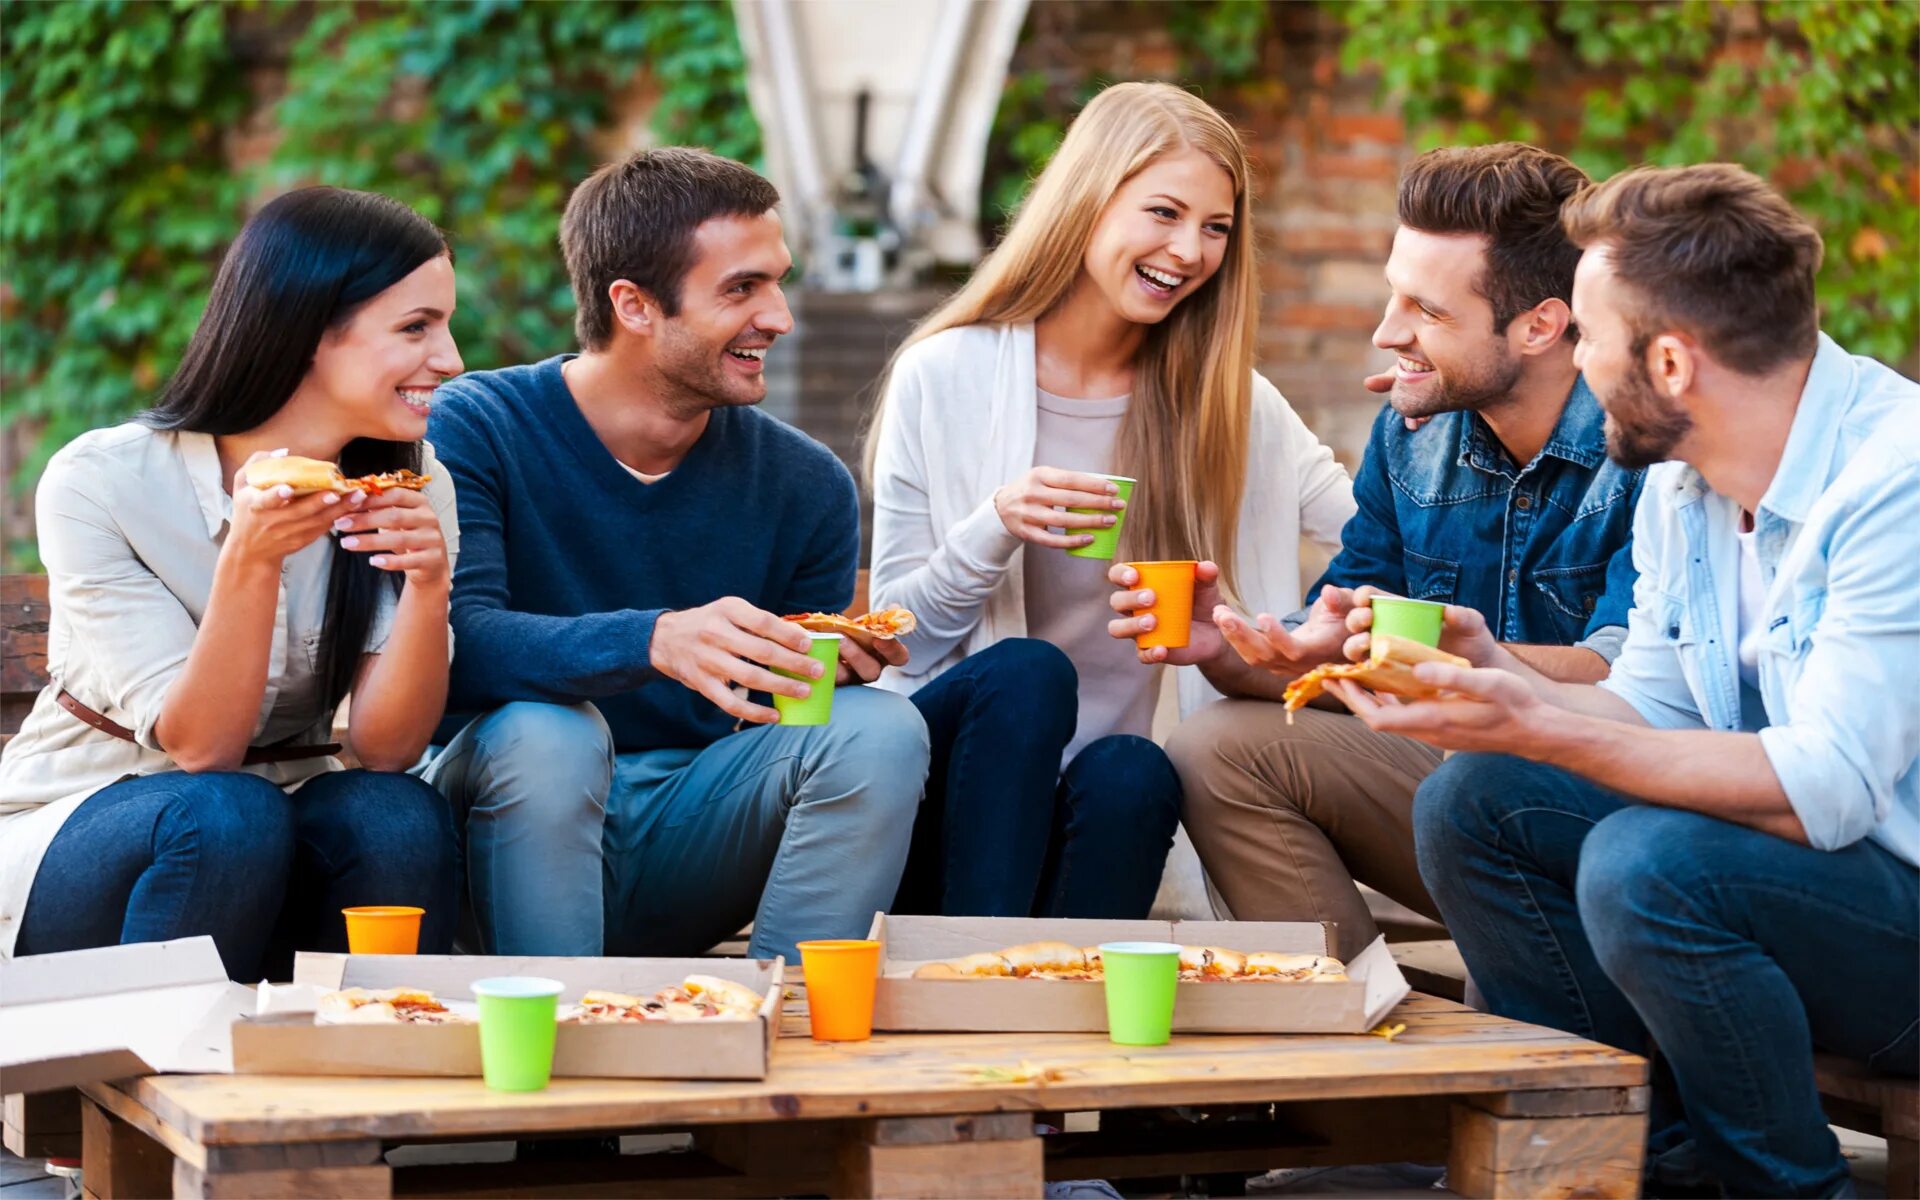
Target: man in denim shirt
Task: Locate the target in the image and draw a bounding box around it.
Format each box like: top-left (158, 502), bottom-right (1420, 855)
top-left (1341, 166), bottom-right (1918, 1197)
top-left (1120, 145), bottom-right (1643, 959)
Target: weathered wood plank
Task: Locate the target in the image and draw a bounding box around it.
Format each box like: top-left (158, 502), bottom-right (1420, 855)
top-left (79, 1097), bottom-right (172, 1200)
top-left (1467, 1085), bottom-right (1648, 1118)
top-left (3, 1090), bottom-right (82, 1159)
top-left (833, 1133), bottom-right (1042, 1199)
top-left (173, 1159), bottom-right (392, 1200)
top-left (1448, 1103), bottom-right (1644, 1200)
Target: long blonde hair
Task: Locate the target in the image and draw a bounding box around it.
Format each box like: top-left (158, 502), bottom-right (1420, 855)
top-left (866, 81), bottom-right (1258, 595)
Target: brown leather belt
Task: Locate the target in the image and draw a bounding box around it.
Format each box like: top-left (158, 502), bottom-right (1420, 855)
top-left (57, 690), bottom-right (342, 765)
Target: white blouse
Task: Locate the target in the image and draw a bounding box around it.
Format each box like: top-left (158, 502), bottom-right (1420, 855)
top-left (867, 322), bottom-right (1357, 716)
top-left (0, 425), bottom-right (459, 956)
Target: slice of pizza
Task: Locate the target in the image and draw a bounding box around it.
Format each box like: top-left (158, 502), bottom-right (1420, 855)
top-left (1283, 635), bottom-right (1471, 723)
top-left (1178, 946), bottom-right (1247, 981)
top-left (1240, 951), bottom-right (1349, 982)
top-left (682, 974), bottom-right (765, 1016)
top-left (317, 986), bottom-right (466, 1024)
top-left (782, 607), bottom-right (918, 651)
top-left (911, 951), bottom-right (1016, 980)
top-left (346, 468), bottom-right (432, 495)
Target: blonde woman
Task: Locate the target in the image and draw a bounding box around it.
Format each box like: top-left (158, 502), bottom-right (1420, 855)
top-left (868, 82), bottom-right (1355, 918)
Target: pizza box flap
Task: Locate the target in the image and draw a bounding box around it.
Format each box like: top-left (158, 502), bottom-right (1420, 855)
top-left (233, 954), bottom-right (782, 1080)
top-left (0, 937), bottom-right (252, 1094)
top-left (869, 914), bottom-right (1405, 1035)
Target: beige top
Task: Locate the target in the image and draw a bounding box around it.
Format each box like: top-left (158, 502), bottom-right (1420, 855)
top-left (0, 425), bottom-right (460, 957)
top-left (1022, 388), bottom-right (1160, 763)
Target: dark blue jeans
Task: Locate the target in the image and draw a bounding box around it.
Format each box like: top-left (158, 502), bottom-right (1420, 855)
top-left (16, 768), bottom-right (458, 981)
top-left (1415, 753), bottom-right (1920, 1199)
top-left (896, 638), bottom-right (1181, 917)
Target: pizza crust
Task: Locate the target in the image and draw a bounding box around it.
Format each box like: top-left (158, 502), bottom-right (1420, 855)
top-left (1283, 635), bottom-right (1471, 721)
top-left (783, 608), bottom-right (917, 651)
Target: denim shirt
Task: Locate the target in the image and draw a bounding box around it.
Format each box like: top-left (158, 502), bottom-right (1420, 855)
top-left (1303, 377), bottom-right (1642, 657)
top-left (1599, 334), bottom-right (1919, 867)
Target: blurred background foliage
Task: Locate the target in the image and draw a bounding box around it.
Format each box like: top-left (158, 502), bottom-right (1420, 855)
top-left (4, 0), bottom-right (1916, 569)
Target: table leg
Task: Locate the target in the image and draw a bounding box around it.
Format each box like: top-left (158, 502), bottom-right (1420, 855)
top-left (80, 1096), bottom-right (172, 1200)
top-left (832, 1113), bottom-right (1041, 1199)
top-left (1449, 1087), bottom-right (1648, 1199)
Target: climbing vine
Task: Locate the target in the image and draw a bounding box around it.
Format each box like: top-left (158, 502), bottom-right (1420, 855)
top-left (1332, 0), bottom-right (1919, 365)
top-left (2, 0), bottom-right (758, 566)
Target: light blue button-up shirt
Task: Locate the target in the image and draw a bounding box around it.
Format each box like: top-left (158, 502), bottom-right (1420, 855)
top-left (1598, 333), bottom-right (1919, 867)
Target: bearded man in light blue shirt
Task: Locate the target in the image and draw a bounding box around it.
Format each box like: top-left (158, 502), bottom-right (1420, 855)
top-left (1332, 163), bottom-right (1918, 1199)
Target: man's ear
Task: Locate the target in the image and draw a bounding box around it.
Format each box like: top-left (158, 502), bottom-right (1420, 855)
top-left (608, 280), bottom-right (656, 338)
top-left (1648, 332), bottom-right (1696, 400)
top-left (1514, 298), bottom-right (1573, 356)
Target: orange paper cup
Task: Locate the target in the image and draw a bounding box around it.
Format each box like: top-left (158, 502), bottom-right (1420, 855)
top-left (342, 906), bottom-right (424, 955)
top-left (1127, 560), bottom-right (1198, 649)
top-left (797, 939), bottom-right (881, 1041)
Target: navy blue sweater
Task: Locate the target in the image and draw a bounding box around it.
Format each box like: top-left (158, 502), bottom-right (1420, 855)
top-left (427, 355), bottom-right (859, 752)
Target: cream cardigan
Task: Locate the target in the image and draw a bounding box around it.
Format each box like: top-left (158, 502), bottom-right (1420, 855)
top-left (868, 322), bottom-right (1356, 716)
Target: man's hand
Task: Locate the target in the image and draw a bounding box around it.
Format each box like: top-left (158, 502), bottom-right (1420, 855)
top-left (649, 597), bottom-right (823, 724)
top-left (1327, 660), bottom-right (1555, 755)
top-left (1341, 587), bottom-right (1504, 667)
top-left (1215, 587), bottom-right (1355, 677)
top-left (1108, 560), bottom-right (1227, 665)
top-left (835, 634), bottom-right (909, 685)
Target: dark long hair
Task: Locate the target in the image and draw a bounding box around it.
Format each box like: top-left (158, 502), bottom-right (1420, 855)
top-left (143, 187), bottom-right (450, 709)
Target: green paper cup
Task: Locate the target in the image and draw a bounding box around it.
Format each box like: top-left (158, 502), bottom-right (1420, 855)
top-left (774, 632), bottom-right (841, 726)
top-left (1065, 474), bottom-right (1136, 560)
top-left (1370, 597), bottom-right (1446, 647)
top-left (470, 976), bottom-right (565, 1092)
top-left (1098, 940), bottom-right (1181, 1046)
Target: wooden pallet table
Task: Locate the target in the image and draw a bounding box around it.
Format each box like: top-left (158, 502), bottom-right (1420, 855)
top-left (77, 994), bottom-right (1647, 1199)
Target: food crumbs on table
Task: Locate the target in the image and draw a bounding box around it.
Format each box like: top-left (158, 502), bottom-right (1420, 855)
top-left (1369, 1021), bottom-right (1407, 1041)
top-left (962, 1060), bottom-right (1070, 1084)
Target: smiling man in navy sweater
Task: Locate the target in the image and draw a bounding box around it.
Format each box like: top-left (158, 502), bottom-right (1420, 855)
top-left (419, 148), bottom-right (930, 961)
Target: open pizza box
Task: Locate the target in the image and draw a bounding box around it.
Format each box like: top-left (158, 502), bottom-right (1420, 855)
top-left (229, 953), bottom-right (782, 1081)
top-left (869, 914), bottom-right (1409, 1035)
top-left (0, 937), bottom-right (252, 1095)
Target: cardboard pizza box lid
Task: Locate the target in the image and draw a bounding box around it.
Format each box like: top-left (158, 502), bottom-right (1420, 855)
top-left (0, 937), bottom-right (254, 1094)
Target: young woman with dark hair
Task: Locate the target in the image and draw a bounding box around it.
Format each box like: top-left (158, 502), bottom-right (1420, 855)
top-left (0, 187), bottom-right (464, 979)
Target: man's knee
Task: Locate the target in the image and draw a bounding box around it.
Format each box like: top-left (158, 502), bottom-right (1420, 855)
top-left (1411, 752), bottom-right (1540, 866)
top-left (452, 701), bottom-right (614, 816)
top-left (1166, 700), bottom-right (1307, 824)
top-left (806, 687), bottom-right (930, 815)
top-left (1577, 807), bottom-right (1726, 964)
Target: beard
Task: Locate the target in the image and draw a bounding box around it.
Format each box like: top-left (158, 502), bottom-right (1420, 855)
top-left (1389, 342), bottom-right (1524, 419)
top-left (650, 320), bottom-right (767, 419)
top-left (1601, 354), bottom-right (1693, 469)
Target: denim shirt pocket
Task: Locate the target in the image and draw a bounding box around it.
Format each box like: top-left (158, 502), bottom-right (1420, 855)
top-left (1761, 586), bottom-right (1825, 680)
top-left (1402, 549), bottom-right (1460, 602)
top-left (1532, 561), bottom-right (1611, 643)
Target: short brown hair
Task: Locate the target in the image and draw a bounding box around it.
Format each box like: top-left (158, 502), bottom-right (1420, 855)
top-left (561, 147), bottom-right (780, 350)
top-left (1398, 143), bottom-right (1591, 339)
top-left (1561, 163), bottom-right (1822, 374)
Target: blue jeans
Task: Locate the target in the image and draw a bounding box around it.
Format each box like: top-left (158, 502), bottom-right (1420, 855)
top-left (1415, 753), bottom-right (1920, 1199)
top-left (424, 685), bottom-right (929, 961)
top-left (895, 638), bottom-right (1181, 918)
top-left (16, 769), bottom-right (458, 981)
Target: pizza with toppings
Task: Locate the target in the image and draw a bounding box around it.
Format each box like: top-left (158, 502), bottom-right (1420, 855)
top-left (243, 455), bottom-right (431, 497)
top-left (567, 975), bottom-right (765, 1023)
top-left (1282, 635), bottom-right (1470, 723)
top-left (316, 987), bottom-right (469, 1024)
top-left (909, 941), bottom-right (1347, 983)
top-left (782, 607), bottom-right (917, 651)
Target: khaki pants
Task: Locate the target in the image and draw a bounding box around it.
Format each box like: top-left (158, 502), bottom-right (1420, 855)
top-left (1167, 700), bottom-right (1445, 962)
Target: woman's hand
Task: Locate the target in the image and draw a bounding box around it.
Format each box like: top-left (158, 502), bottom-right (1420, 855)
top-left (992, 466), bottom-right (1125, 549)
top-left (225, 451), bottom-right (362, 568)
top-left (333, 487), bottom-right (450, 590)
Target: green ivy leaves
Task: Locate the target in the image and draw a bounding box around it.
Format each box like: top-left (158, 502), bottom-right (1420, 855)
top-left (2, 0), bottom-right (759, 567)
top-left (1332, 0), bottom-right (1919, 367)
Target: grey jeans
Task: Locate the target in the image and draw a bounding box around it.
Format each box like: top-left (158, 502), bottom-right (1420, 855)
top-left (420, 686), bottom-right (930, 961)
